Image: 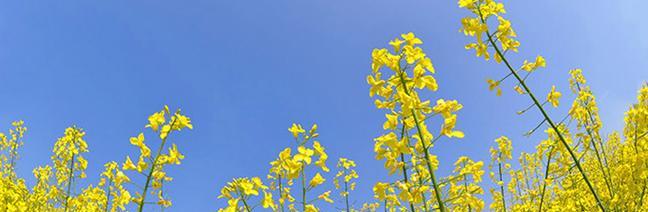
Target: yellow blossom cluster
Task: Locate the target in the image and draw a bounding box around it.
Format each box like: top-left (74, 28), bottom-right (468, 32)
top-left (448, 156), bottom-right (485, 211)
top-left (0, 105), bottom-right (192, 212)
top-left (367, 32), bottom-right (481, 212)
top-left (218, 177), bottom-right (273, 212)
top-left (218, 123), bottom-right (342, 212)
top-left (334, 158), bottom-right (359, 211)
top-left (51, 126), bottom-right (89, 209)
top-left (125, 105), bottom-right (192, 211)
top-left (459, 0), bottom-right (648, 211)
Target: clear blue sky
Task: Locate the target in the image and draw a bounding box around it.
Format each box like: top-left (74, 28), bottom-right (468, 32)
top-left (0, 0), bottom-right (646, 211)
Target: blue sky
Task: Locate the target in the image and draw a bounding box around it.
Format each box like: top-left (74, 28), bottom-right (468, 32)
top-left (0, 0), bottom-right (646, 211)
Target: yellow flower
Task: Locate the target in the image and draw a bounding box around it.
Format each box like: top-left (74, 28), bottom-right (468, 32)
top-left (313, 141), bottom-right (330, 172)
top-left (262, 191), bottom-right (276, 209)
top-left (373, 182), bottom-right (389, 200)
top-left (441, 114), bottom-right (464, 138)
top-left (389, 38), bottom-right (405, 52)
top-left (115, 188), bottom-right (131, 210)
top-left (514, 85), bottom-right (525, 94)
top-left (367, 73), bottom-right (386, 98)
top-left (492, 136), bottom-right (512, 160)
top-left (288, 123), bottom-right (305, 138)
top-left (157, 190), bottom-right (172, 207)
top-left (160, 124), bottom-right (172, 140)
top-left (305, 204), bottom-right (319, 212)
top-left (309, 124), bottom-right (319, 137)
top-left (383, 113), bottom-right (399, 130)
top-left (137, 156), bottom-right (148, 172)
top-left (535, 55), bottom-right (546, 68)
top-left (240, 180), bottom-right (259, 196)
top-left (487, 79), bottom-right (502, 96)
top-left (146, 110), bottom-right (166, 132)
top-left (167, 144), bottom-right (184, 165)
top-left (318, 191), bottom-right (334, 203)
top-left (466, 42), bottom-right (489, 60)
top-left (433, 99), bottom-right (463, 119)
top-left (309, 172), bottom-right (326, 188)
top-left (458, 0), bottom-right (476, 9)
top-left (401, 32), bottom-right (423, 46)
top-left (547, 85), bottom-right (561, 107)
top-left (522, 55), bottom-right (546, 72)
top-left (416, 75), bottom-right (439, 91)
top-left (171, 113), bottom-right (193, 131)
top-left (130, 133), bottom-right (150, 157)
top-left (294, 146), bottom-right (314, 164)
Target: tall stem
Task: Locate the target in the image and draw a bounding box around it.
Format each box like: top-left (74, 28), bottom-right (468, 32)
top-left (497, 154), bottom-right (507, 212)
top-left (384, 200), bottom-right (388, 212)
top-left (397, 69), bottom-right (445, 212)
top-left (137, 119), bottom-right (176, 212)
top-left (9, 142), bottom-right (18, 177)
top-left (63, 130), bottom-right (78, 212)
top-left (415, 167), bottom-right (429, 212)
top-left (344, 181), bottom-right (351, 212)
top-left (137, 136), bottom-right (168, 212)
top-left (398, 123), bottom-right (417, 212)
top-left (64, 153), bottom-right (76, 212)
top-left (461, 162), bottom-right (472, 212)
top-left (235, 187), bottom-right (252, 212)
top-left (476, 8), bottom-right (605, 210)
top-left (301, 167), bottom-right (307, 211)
top-left (278, 175), bottom-right (285, 212)
top-left (538, 146), bottom-right (554, 212)
top-left (104, 178), bottom-right (112, 212)
top-left (576, 83), bottom-right (614, 196)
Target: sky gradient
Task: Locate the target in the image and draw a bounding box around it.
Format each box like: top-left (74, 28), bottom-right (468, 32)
top-left (0, 0), bottom-right (646, 211)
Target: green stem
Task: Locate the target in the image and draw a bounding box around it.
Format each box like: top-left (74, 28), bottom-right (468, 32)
top-left (415, 167), bottom-right (429, 212)
top-left (344, 181), bottom-right (351, 212)
top-left (301, 166), bottom-right (307, 211)
top-left (538, 146), bottom-right (554, 212)
top-left (497, 154), bottom-right (507, 212)
top-left (105, 177), bottom-right (112, 212)
top-left (397, 69), bottom-right (445, 212)
top-left (462, 169), bottom-right (472, 212)
top-left (278, 174), bottom-right (285, 212)
top-left (236, 188), bottom-right (252, 212)
top-left (479, 12), bottom-right (605, 210)
top-left (9, 141), bottom-right (18, 177)
top-left (586, 126), bottom-right (614, 196)
top-left (241, 197), bottom-right (252, 212)
top-left (639, 183), bottom-right (646, 209)
top-left (64, 153), bottom-right (76, 212)
top-left (63, 129), bottom-right (79, 212)
top-left (137, 138), bottom-right (167, 212)
top-left (384, 200), bottom-right (388, 212)
top-left (634, 121), bottom-right (647, 209)
top-left (576, 83), bottom-right (615, 196)
top-left (398, 123), bottom-right (417, 212)
top-left (137, 119), bottom-right (177, 212)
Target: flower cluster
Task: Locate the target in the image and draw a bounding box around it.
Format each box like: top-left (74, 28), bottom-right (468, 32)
top-left (217, 123), bottom-right (340, 212)
top-left (124, 105), bottom-right (193, 210)
top-left (459, 0), bottom-right (647, 210)
top-left (367, 33), bottom-right (479, 212)
top-left (334, 158), bottom-right (359, 211)
top-left (0, 105), bottom-right (192, 212)
top-left (51, 126), bottom-right (89, 208)
top-left (100, 161), bottom-right (131, 211)
top-left (447, 156), bottom-right (485, 211)
top-left (218, 177), bottom-right (273, 212)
